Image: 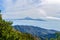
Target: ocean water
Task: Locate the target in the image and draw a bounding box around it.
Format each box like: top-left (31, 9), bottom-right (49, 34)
top-left (7, 19), bottom-right (60, 31)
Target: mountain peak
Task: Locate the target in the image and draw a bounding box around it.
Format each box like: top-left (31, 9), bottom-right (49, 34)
top-left (24, 17), bottom-right (33, 20)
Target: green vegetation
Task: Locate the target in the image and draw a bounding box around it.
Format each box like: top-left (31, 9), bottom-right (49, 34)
top-left (0, 14), bottom-right (40, 40)
top-left (55, 32), bottom-right (60, 40)
top-left (49, 32), bottom-right (60, 40)
top-left (0, 12), bottom-right (60, 40)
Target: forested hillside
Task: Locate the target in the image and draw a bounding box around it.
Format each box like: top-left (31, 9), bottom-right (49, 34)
top-left (0, 14), bottom-right (40, 40)
top-left (0, 14), bottom-right (60, 40)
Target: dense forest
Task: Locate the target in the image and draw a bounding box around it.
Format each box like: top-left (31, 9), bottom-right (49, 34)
top-left (0, 13), bottom-right (60, 40)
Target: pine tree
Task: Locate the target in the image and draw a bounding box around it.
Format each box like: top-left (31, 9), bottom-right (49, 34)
top-left (0, 10), bottom-right (2, 20)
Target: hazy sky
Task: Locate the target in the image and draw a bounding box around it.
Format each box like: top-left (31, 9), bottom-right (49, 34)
top-left (0, 0), bottom-right (60, 20)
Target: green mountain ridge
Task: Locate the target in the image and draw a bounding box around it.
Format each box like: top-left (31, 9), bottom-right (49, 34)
top-left (0, 14), bottom-right (60, 40)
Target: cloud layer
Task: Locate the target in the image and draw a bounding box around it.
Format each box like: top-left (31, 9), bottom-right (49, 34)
top-left (1, 0), bottom-right (60, 20)
top-left (2, 0), bottom-right (47, 19)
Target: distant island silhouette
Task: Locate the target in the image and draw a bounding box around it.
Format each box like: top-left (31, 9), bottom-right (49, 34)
top-left (5, 17), bottom-right (45, 21)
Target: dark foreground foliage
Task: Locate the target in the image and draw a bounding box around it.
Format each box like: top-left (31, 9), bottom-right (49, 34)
top-left (0, 14), bottom-right (40, 40)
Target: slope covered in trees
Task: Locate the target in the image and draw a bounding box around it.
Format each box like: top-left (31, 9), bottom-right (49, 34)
top-left (0, 14), bottom-right (40, 40)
